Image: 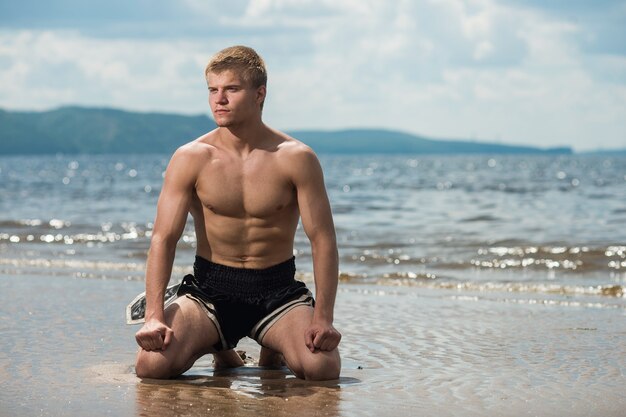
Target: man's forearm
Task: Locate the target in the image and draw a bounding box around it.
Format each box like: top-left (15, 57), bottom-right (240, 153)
top-left (144, 238), bottom-right (177, 322)
top-left (310, 237), bottom-right (339, 323)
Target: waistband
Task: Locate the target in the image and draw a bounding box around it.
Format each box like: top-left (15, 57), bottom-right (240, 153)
top-left (193, 255), bottom-right (297, 296)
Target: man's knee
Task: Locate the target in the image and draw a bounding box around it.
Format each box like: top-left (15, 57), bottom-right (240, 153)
top-left (296, 350), bottom-right (341, 381)
top-left (135, 350), bottom-right (179, 379)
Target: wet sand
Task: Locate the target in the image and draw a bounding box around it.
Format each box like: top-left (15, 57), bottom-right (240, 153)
top-left (0, 274), bottom-right (625, 417)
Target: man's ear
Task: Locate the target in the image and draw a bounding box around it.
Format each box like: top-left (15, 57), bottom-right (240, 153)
top-left (256, 85), bottom-right (267, 104)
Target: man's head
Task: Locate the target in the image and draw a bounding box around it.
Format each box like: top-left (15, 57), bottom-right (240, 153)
top-left (205, 46), bottom-right (268, 126)
top-left (205, 46), bottom-right (267, 90)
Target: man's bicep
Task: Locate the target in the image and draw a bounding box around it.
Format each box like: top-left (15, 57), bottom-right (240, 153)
top-left (151, 150), bottom-right (197, 241)
top-left (152, 183), bottom-right (191, 241)
top-left (294, 151), bottom-right (335, 240)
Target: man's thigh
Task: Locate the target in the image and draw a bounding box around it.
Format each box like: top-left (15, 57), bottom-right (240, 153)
top-left (260, 305), bottom-right (340, 378)
top-left (136, 296), bottom-right (221, 376)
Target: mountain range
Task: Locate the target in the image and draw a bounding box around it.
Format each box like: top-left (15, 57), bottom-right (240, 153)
top-left (0, 106), bottom-right (580, 155)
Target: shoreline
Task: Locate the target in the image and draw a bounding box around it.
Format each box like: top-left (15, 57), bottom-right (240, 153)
top-left (1, 273), bottom-right (625, 417)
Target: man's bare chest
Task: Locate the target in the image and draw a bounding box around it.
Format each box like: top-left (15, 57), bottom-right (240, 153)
top-left (194, 161), bottom-right (295, 218)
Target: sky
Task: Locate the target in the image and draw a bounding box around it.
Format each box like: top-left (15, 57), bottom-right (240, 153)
top-left (1, 0), bottom-right (625, 151)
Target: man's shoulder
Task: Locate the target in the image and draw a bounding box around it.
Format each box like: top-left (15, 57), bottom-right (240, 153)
top-left (172, 131), bottom-right (218, 160)
top-left (270, 130), bottom-right (323, 178)
top-left (164, 132), bottom-right (218, 181)
top-left (272, 129), bottom-right (317, 159)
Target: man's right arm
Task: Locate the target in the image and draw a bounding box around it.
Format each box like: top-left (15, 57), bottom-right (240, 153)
top-left (134, 146), bottom-right (199, 351)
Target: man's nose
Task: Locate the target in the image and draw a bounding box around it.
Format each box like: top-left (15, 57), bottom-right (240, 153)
top-left (215, 90), bottom-right (228, 104)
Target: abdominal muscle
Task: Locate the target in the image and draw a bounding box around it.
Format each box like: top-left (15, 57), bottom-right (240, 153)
top-left (191, 204), bottom-right (299, 269)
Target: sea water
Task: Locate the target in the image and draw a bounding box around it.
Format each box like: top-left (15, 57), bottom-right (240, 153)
top-left (0, 153), bottom-right (624, 309)
top-left (1, 153), bottom-right (625, 416)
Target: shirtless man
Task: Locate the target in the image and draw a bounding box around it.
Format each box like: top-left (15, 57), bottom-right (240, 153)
top-left (134, 46), bottom-right (341, 381)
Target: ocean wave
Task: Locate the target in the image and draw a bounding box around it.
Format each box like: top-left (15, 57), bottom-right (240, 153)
top-left (0, 218), bottom-right (70, 229)
top-left (460, 215), bottom-right (501, 223)
top-left (447, 295), bottom-right (626, 310)
top-left (2, 257), bottom-right (623, 305)
top-left (0, 228), bottom-right (195, 250)
top-left (334, 270), bottom-right (624, 298)
top-left (341, 244), bottom-right (626, 273)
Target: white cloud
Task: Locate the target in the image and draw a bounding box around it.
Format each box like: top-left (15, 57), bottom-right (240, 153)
top-left (264, 0), bottom-right (625, 150)
top-left (0, 0), bottom-right (624, 151)
top-left (0, 30), bottom-right (214, 114)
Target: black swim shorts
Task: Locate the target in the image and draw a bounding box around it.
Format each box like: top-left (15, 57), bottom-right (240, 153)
top-left (176, 256), bottom-right (314, 351)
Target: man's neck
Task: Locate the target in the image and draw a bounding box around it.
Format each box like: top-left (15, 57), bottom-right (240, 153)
top-left (217, 119), bottom-right (269, 156)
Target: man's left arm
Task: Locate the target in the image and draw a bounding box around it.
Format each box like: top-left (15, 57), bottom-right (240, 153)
top-left (291, 146), bottom-right (341, 352)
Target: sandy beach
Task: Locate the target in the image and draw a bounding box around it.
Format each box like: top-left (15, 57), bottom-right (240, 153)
top-left (1, 273), bottom-right (624, 417)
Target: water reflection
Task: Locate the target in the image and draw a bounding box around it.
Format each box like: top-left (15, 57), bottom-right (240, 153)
top-left (135, 367), bottom-right (352, 417)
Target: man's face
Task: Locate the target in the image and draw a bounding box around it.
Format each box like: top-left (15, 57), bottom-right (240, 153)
top-left (207, 70), bottom-right (265, 127)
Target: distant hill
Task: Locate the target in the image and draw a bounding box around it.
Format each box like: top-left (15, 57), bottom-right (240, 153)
top-left (0, 106), bottom-right (573, 155)
top-left (290, 129), bottom-right (571, 155)
top-left (0, 106), bottom-right (214, 155)
top-left (580, 149), bottom-right (626, 156)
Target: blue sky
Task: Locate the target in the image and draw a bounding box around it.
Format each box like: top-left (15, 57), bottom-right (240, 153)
top-left (1, 0), bottom-right (625, 151)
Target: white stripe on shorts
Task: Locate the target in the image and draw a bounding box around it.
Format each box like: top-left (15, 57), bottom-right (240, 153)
top-left (249, 291), bottom-right (314, 344)
top-left (181, 294), bottom-right (228, 351)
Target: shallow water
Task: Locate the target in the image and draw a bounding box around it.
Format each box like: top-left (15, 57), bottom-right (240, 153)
top-left (1, 275), bottom-right (624, 417)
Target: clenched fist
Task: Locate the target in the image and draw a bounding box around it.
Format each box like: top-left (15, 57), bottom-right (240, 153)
top-left (304, 321), bottom-right (341, 352)
top-left (135, 319), bottom-right (174, 351)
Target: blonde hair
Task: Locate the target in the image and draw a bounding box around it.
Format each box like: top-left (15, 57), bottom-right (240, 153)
top-left (205, 45), bottom-right (267, 88)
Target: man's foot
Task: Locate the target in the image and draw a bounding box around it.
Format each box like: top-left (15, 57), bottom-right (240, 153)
top-left (212, 349), bottom-right (245, 370)
top-left (258, 346), bottom-right (286, 368)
